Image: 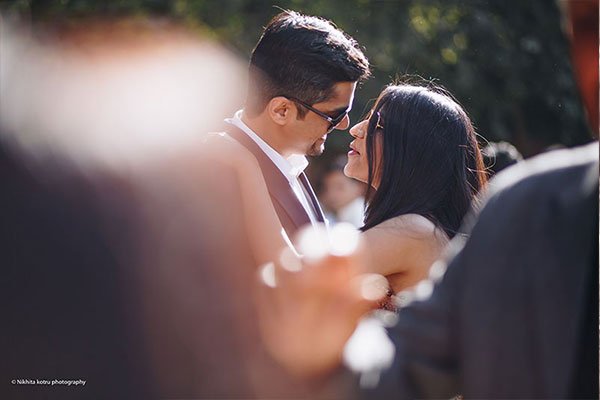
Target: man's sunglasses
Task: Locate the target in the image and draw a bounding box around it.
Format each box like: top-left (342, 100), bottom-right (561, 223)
top-left (284, 96), bottom-right (350, 133)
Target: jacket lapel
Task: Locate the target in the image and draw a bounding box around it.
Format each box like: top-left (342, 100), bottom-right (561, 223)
top-left (224, 125), bottom-right (311, 236)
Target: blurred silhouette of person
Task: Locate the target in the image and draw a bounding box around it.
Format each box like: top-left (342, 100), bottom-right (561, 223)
top-left (0, 137), bottom-right (154, 400)
top-left (256, 0), bottom-right (599, 398)
top-left (481, 141), bottom-right (523, 177)
top-left (0, 17), bottom-right (307, 399)
top-left (319, 156), bottom-right (366, 228)
top-left (222, 10), bottom-right (370, 238)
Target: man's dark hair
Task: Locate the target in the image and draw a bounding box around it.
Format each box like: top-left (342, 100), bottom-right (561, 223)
top-left (246, 10), bottom-right (370, 117)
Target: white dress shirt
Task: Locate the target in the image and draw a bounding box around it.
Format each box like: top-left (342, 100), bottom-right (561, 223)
top-left (225, 110), bottom-right (320, 228)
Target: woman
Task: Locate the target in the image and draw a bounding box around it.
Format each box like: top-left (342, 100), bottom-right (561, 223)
top-left (345, 83), bottom-right (487, 294)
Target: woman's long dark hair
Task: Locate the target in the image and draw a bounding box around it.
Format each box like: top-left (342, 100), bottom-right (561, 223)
top-left (361, 84), bottom-right (487, 238)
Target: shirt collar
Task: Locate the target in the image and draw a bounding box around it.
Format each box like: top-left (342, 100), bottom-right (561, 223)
top-left (225, 110), bottom-right (308, 180)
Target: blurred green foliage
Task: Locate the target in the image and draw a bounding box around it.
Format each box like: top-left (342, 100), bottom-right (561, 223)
top-left (2, 0), bottom-right (592, 159)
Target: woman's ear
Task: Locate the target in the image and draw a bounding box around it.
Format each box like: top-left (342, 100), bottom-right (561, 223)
top-left (267, 97), bottom-right (294, 127)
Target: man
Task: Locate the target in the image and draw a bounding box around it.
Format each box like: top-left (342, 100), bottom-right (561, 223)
top-left (225, 10), bottom-right (370, 238)
top-left (257, 0), bottom-right (599, 398)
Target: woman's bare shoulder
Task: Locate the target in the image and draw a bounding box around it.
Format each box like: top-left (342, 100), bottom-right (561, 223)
top-left (370, 213), bottom-right (448, 244)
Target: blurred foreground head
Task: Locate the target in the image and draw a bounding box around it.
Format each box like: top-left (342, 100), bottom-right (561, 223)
top-left (1, 16), bottom-right (289, 399)
top-left (562, 0), bottom-right (599, 135)
top-left (1, 16), bottom-right (243, 166)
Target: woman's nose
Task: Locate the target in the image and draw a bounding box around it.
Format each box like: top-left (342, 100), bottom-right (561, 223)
top-left (348, 120), bottom-right (366, 139)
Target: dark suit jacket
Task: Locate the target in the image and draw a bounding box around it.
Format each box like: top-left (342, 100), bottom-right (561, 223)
top-left (363, 142), bottom-right (599, 399)
top-left (224, 124), bottom-right (325, 238)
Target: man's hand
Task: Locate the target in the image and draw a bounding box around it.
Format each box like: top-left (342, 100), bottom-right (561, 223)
top-left (256, 224), bottom-right (389, 379)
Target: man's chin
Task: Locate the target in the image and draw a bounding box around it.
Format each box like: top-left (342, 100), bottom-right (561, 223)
top-left (307, 143), bottom-right (325, 157)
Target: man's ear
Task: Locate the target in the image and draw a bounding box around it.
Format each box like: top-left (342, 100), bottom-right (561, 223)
top-left (267, 97), bottom-right (294, 127)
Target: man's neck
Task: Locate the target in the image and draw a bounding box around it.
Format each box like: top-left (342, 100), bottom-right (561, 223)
top-left (241, 111), bottom-right (290, 157)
